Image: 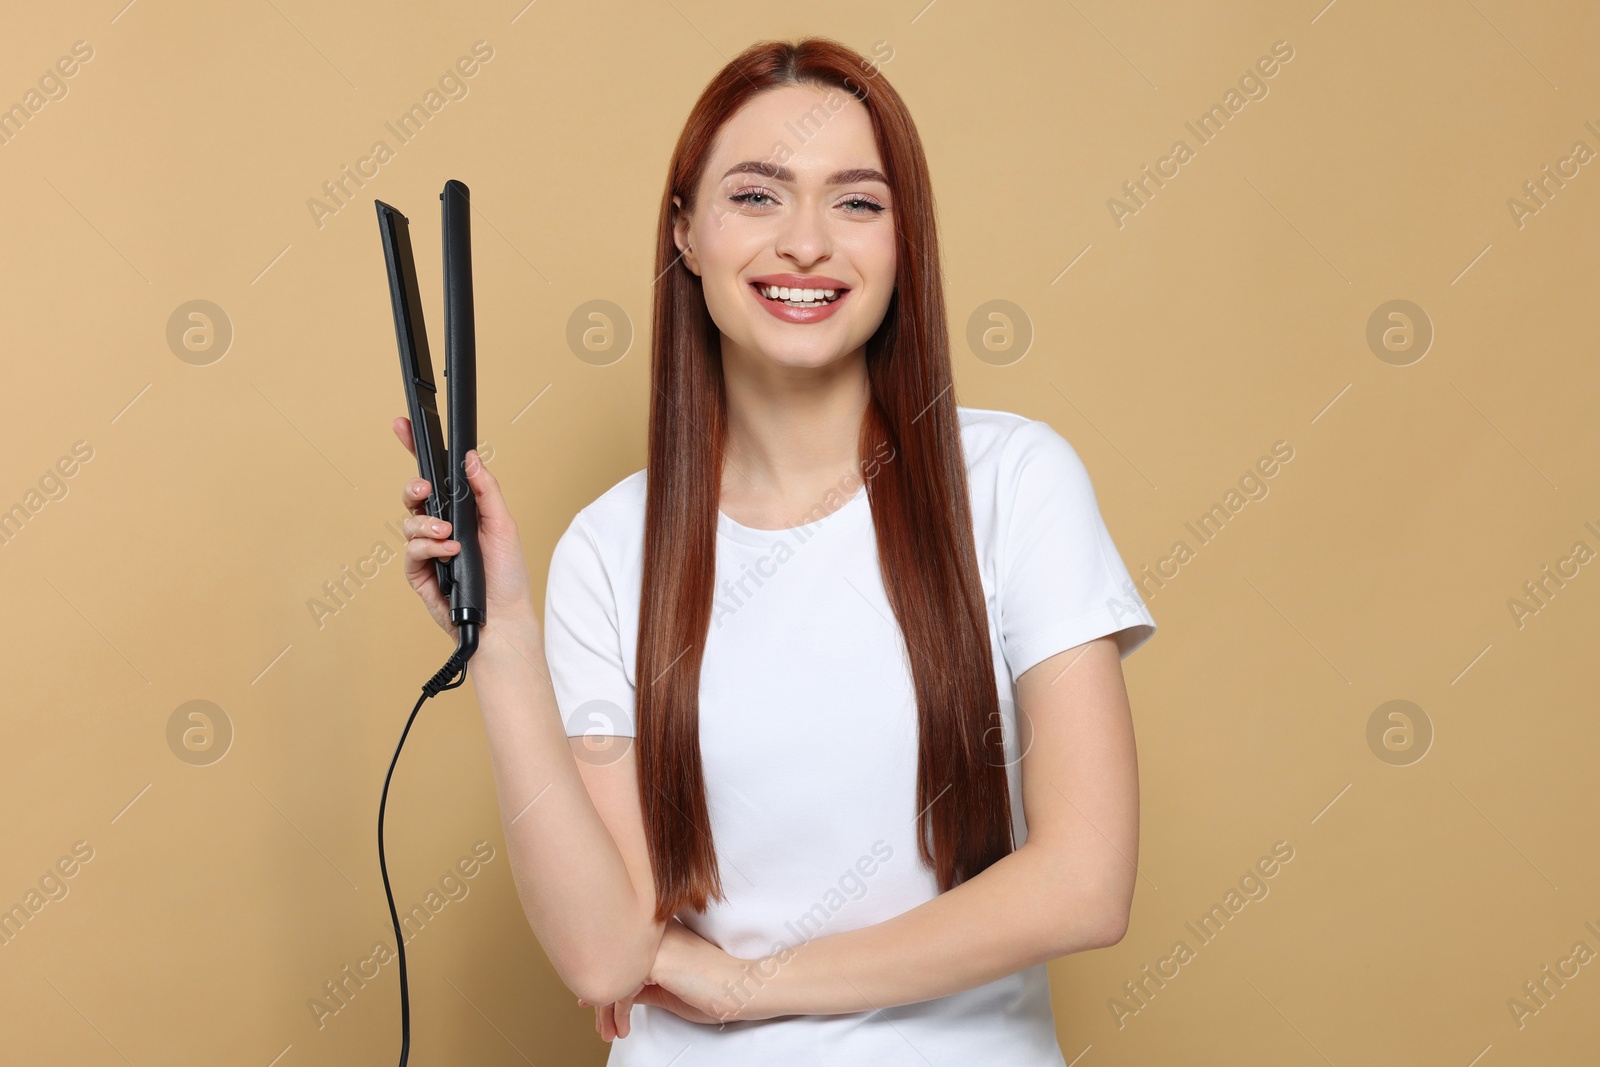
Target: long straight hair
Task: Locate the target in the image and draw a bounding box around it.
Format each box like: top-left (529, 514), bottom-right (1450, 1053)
top-left (638, 37), bottom-right (1013, 922)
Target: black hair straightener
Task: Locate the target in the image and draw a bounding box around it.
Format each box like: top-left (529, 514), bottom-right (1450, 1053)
top-left (373, 179), bottom-right (486, 1066)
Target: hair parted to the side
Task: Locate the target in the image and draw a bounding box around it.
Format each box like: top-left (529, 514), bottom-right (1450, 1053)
top-left (639, 36), bottom-right (1013, 923)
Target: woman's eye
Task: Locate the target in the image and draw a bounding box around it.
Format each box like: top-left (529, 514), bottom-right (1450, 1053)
top-left (840, 196), bottom-right (885, 214)
top-left (728, 190), bottom-right (886, 213)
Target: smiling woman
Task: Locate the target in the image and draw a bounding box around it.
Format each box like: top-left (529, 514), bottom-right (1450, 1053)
top-left (393, 33), bottom-right (1157, 1067)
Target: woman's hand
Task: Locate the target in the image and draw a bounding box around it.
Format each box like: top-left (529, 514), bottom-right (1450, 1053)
top-left (393, 417), bottom-right (539, 647)
top-left (581, 920), bottom-right (760, 1039)
top-left (649, 919), bottom-right (761, 1022)
top-left (580, 978), bottom-right (726, 1042)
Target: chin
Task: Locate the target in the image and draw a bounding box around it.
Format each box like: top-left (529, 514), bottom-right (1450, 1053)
top-left (748, 332), bottom-right (857, 368)
top-left (756, 346), bottom-right (841, 370)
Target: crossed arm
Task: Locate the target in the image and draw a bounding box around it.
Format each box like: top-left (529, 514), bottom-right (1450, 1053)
top-left (623, 634), bottom-right (1143, 1024)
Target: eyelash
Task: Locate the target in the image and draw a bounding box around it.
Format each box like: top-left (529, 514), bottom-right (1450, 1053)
top-left (729, 187), bottom-right (886, 214)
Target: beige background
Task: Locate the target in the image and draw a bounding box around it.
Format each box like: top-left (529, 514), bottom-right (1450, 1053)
top-left (2, 0), bottom-right (1597, 1063)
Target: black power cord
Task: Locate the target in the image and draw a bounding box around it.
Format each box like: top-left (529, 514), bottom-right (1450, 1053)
top-left (378, 621), bottom-right (480, 1066)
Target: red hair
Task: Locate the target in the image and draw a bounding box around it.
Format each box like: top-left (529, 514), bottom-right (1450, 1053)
top-left (638, 36), bottom-right (1012, 922)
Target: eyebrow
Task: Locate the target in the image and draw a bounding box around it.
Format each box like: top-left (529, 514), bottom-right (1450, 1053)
top-left (721, 161), bottom-right (890, 187)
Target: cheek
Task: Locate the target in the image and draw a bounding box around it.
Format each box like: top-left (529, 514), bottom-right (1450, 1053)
top-left (692, 226), bottom-right (752, 288)
top-left (851, 238), bottom-right (897, 306)
top-left (699, 233), bottom-right (766, 296)
top-left (689, 238), bottom-right (754, 334)
top-left (843, 229), bottom-right (896, 287)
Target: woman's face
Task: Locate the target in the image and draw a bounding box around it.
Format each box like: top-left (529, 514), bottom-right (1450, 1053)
top-left (674, 83), bottom-right (897, 373)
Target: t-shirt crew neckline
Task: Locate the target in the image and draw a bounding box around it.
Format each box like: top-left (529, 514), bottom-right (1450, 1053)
top-left (716, 482), bottom-right (869, 546)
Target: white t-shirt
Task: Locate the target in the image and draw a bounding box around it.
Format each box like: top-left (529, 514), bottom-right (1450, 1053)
top-left (544, 405), bottom-right (1157, 1066)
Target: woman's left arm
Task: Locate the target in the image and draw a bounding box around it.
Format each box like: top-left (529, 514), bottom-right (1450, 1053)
top-left (650, 634), bottom-right (1142, 1023)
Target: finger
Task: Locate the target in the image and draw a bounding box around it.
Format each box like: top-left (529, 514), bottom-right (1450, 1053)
top-left (461, 449), bottom-right (513, 526)
top-left (400, 476), bottom-right (431, 516)
top-left (615, 993), bottom-right (635, 1038)
top-left (402, 514), bottom-right (452, 540)
top-left (405, 535), bottom-right (460, 565)
top-left (392, 416), bottom-right (416, 457)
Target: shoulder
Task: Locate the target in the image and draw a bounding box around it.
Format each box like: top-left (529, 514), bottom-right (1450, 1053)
top-left (550, 467), bottom-right (648, 576)
top-left (956, 403), bottom-right (1032, 450)
top-left (569, 467), bottom-right (647, 537)
top-left (956, 404), bottom-right (1087, 488)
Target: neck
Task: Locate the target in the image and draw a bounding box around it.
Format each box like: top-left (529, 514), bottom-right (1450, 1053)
top-left (718, 342), bottom-right (871, 506)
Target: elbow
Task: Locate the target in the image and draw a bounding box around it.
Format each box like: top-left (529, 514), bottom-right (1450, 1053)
top-left (569, 969), bottom-right (644, 1008)
top-left (1052, 894), bottom-right (1130, 955)
top-left (520, 890), bottom-right (662, 1005)
top-left (1089, 903), bottom-right (1129, 949)
top-left (562, 933), bottom-right (658, 1005)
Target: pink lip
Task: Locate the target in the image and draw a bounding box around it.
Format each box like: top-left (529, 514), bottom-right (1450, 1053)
top-left (749, 281), bottom-right (849, 324)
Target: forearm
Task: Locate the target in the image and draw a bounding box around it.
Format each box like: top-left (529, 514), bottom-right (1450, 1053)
top-left (467, 621), bottom-right (658, 1001)
top-left (736, 840), bottom-right (1122, 1019)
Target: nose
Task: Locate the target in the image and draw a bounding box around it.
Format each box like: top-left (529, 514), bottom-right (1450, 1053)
top-left (772, 196), bottom-right (832, 267)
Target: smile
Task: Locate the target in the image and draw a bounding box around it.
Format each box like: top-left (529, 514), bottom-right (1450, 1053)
top-left (748, 281), bottom-right (850, 323)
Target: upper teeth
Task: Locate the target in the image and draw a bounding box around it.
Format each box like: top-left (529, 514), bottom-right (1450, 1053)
top-left (759, 285), bottom-right (838, 302)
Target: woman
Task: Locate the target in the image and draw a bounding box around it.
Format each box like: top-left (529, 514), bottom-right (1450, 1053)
top-left (393, 36), bottom-right (1156, 1065)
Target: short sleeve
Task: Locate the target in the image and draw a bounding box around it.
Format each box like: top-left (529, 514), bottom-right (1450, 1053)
top-left (544, 512), bottom-right (637, 737)
top-left (996, 419), bottom-right (1157, 679)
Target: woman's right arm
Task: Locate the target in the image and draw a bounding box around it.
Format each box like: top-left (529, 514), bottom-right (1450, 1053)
top-left (469, 629), bottom-right (667, 1005)
top-left (391, 417), bottom-right (665, 1005)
